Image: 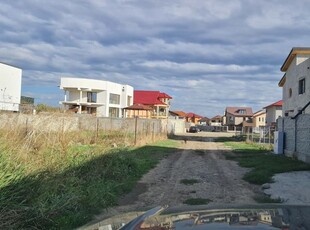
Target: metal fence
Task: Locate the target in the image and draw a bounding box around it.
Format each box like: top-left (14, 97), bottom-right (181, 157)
top-left (244, 126), bottom-right (275, 144)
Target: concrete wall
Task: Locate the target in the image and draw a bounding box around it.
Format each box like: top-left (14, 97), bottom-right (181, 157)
top-left (0, 113), bottom-right (185, 136)
top-left (0, 63), bottom-right (22, 112)
top-left (282, 55), bottom-right (310, 116)
top-left (277, 114), bottom-right (310, 163)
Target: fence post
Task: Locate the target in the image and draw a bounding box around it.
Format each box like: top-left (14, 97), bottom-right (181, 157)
top-left (134, 116), bottom-right (138, 145)
top-left (152, 122), bottom-right (155, 142)
top-left (268, 127), bottom-right (271, 144)
top-left (96, 118), bottom-right (99, 138)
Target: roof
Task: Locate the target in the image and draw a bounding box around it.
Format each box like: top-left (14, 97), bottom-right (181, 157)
top-left (170, 111), bottom-right (187, 117)
top-left (124, 104), bottom-right (153, 110)
top-left (186, 112), bottom-right (203, 118)
top-left (263, 100), bottom-right (283, 109)
top-left (134, 90), bottom-right (172, 105)
top-left (198, 117), bottom-right (210, 122)
top-left (0, 61), bottom-right (21, 69)
top-left (211, 115), bottom-right (222, 120)
top-left (281, 47), bottom-right (310, 72)
top-left (278, 73), bottom-right (286, 87)
top-left (225, 107), bottom-right (253, 116)
top-left (252, 109), bottom-right (266, 117)
top-left (158, 92), bottom-right (172, 99)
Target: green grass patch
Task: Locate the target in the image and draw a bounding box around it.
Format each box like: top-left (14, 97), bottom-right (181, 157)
top-left (254, 194), bottom-right (282, 203)
top-left (180, 179), bottom-right (199, 185)
top-left (224, 141), bottom-right (310, 185)
top-left (0, 138), bottom-right (179, 229)
top-left (183, 198), bottom-right (212, 205)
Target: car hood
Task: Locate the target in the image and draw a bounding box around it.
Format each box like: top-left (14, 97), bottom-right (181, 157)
top-left (82, 205), bottom-right (310, 230)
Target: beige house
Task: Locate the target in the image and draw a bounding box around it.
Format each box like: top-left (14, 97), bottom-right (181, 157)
top-left (279, 47), bottom-right (310, 116)
top-left (223, 107), bottom-right (253, 131)
top-left (263, 100), bottom-right (282, 127)
top-left (252, 110), bottom-right (266, 128)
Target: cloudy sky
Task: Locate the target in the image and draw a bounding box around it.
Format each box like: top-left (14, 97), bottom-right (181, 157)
top-left (1, 0), bottom-right (309, 117)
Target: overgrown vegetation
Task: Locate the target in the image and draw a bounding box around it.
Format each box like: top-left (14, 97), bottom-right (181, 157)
top-left (0, 123), bottom-right (178, 229)
top-left (183, 198), bottom-right (212, 205)
top-left (35, 103), bottom-right (60, 113)
top-left (180, 179), bottom-right (199, 185)
top-left (224, 141), bottom-right (310, 185)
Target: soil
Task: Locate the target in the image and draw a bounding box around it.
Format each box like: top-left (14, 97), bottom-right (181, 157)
top-left (91, 132), bottom-right (260, 222)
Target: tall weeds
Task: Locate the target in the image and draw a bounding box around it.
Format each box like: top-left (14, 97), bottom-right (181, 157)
top-left (0, 114), bottom-right (168, 229)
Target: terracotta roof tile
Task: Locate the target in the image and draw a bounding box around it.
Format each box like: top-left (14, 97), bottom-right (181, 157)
top-left (134, 90), bottom-right (171, 105)
top-left (263, 100), bottom-right (283, 109)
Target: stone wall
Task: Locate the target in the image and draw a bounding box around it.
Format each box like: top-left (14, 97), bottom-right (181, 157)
top-left (277, 114), bottom-right (310, 163)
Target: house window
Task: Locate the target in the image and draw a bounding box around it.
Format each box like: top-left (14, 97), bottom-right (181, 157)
top-left (127, 96), bottom-right (132, 106)
top-left (109, 93), bottom-right (120, 104)
top-left (259, 117), bottom-right (261, 122)
top-left (299, 78), bottom-right (305, 95)
top-left (109, 107), bottom-right (119, 117)
top-left (229, 116), bottom-right (233, 122)
top-left (87, 92), bottom-right (97, 103)
top-left (238, 109), bottom-right (246, 114)
top-left (288, 88), bottom-right (292, 98)
top-left (262, 117), bottom-right (264, 122)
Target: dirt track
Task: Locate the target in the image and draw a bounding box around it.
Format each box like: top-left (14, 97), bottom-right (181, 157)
top-left (93, 132), bottom-right (260, 221)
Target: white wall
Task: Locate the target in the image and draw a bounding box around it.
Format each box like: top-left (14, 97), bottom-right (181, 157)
top-left (60, 77), bottom-right (133, 117)
top-left (0, 63), bottom-right (22, 111)
top-left (266, 106), bottom-right (282, 126)
top-left (283, 55), bottom-right (310, 115)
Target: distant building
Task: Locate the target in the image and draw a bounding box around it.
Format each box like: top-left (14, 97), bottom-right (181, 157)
top-left (124, 90), bottom-right (172, 119)
top-left (252, 109), bottom-right (266, 128)
top-left (0, 62), bottom-right (22, 112)
top-left (263, 100), bottom-right (282, 127)
top-left (223, 107), bottom-right (253, 131)
top-left (198, 117), bottom-right (210, 126)
top-left (210, 115), bottom-right (223, 126)
top-left (169, 110), bottom-right (187, 120)
top-left (59, 77), bottom-right (133, 117)
top-left (185, 112), bottom-right (203, 124)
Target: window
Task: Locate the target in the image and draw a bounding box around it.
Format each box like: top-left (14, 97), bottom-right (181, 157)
top-left (259, 117), bottom-right (261, 122)
top-left (87, 92), bottom-right (97, 103)
top-left (127, 96), bottom-right (132, 106)
top-left (229, 116), bottom-right (233, 122)
top-left (262, 117), bottom-right (264, 122)
top-left (288, 88), bottom-right (292, 98)
top-left (109, 107), bottom-right (119, 117)
top-left (238, 109), bottom-right (246, 114)
top-left (299, 78), bottom-right (305, 95)
top-left (109, 93), bottom-right (120, 104)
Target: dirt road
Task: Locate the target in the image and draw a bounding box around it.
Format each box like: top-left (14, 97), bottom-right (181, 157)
top-left (93, 132), bottom-right (260, 221)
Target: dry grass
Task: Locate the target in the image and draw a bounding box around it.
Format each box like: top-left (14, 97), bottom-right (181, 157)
top-left (0, 114), bottom-right (171, 229)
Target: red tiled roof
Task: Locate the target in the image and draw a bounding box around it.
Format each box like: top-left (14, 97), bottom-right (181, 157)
top-left (134, 90), bottom-right (171, 105)
top-left (124, 104), bottom-right (153, 110)
top-left (226, 107), bottom-right (253, 116)
top-left (263, 100), bottom-right (283, 109)
top-left (159, 92), bottom-right (172, 99)
top-left (186, 112), bottom-right (203, 118)
top-left (170, 111), bottom-right (187, 117)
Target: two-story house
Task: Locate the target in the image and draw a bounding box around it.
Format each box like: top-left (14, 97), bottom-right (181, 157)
top-left (59, 77), bottom-right (133, 117)
top-left (0, 62), bottom-right (22, 112)
top-left (279, 47), bottom-right (310, 116)
top-left (186, 112), bottom-right (203, 124)
top-left (210, 115), bottom-right (223, 126)
top-left (223, 107), bottom-right (253, 131)
top-left (124, 90), bottom-right (172, 119)
top-left (263, 100), bottom-right (282, 127)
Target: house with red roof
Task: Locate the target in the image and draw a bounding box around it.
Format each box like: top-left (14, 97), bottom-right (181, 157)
top-left (263, 100), bottom-right (282, 127)
top-left (169, 110), bottom-right (187, 120)
top-left (124, 90), bottom-right (172, 119)
top-left (185, 112), bottom-right (203, 124)
top-left (223, 107), bottom-right (253, 131)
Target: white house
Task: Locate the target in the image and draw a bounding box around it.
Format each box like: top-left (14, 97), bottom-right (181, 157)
top-left (59, 77), bottom-right (133, 117)
top-left (0, 62), bottom-right (22, 112)
top-left (279, 47), bottom-right (310, 116)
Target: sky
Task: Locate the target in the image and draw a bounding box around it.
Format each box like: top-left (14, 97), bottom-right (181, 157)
top-left (1, 0), bottom-right (309, 118)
